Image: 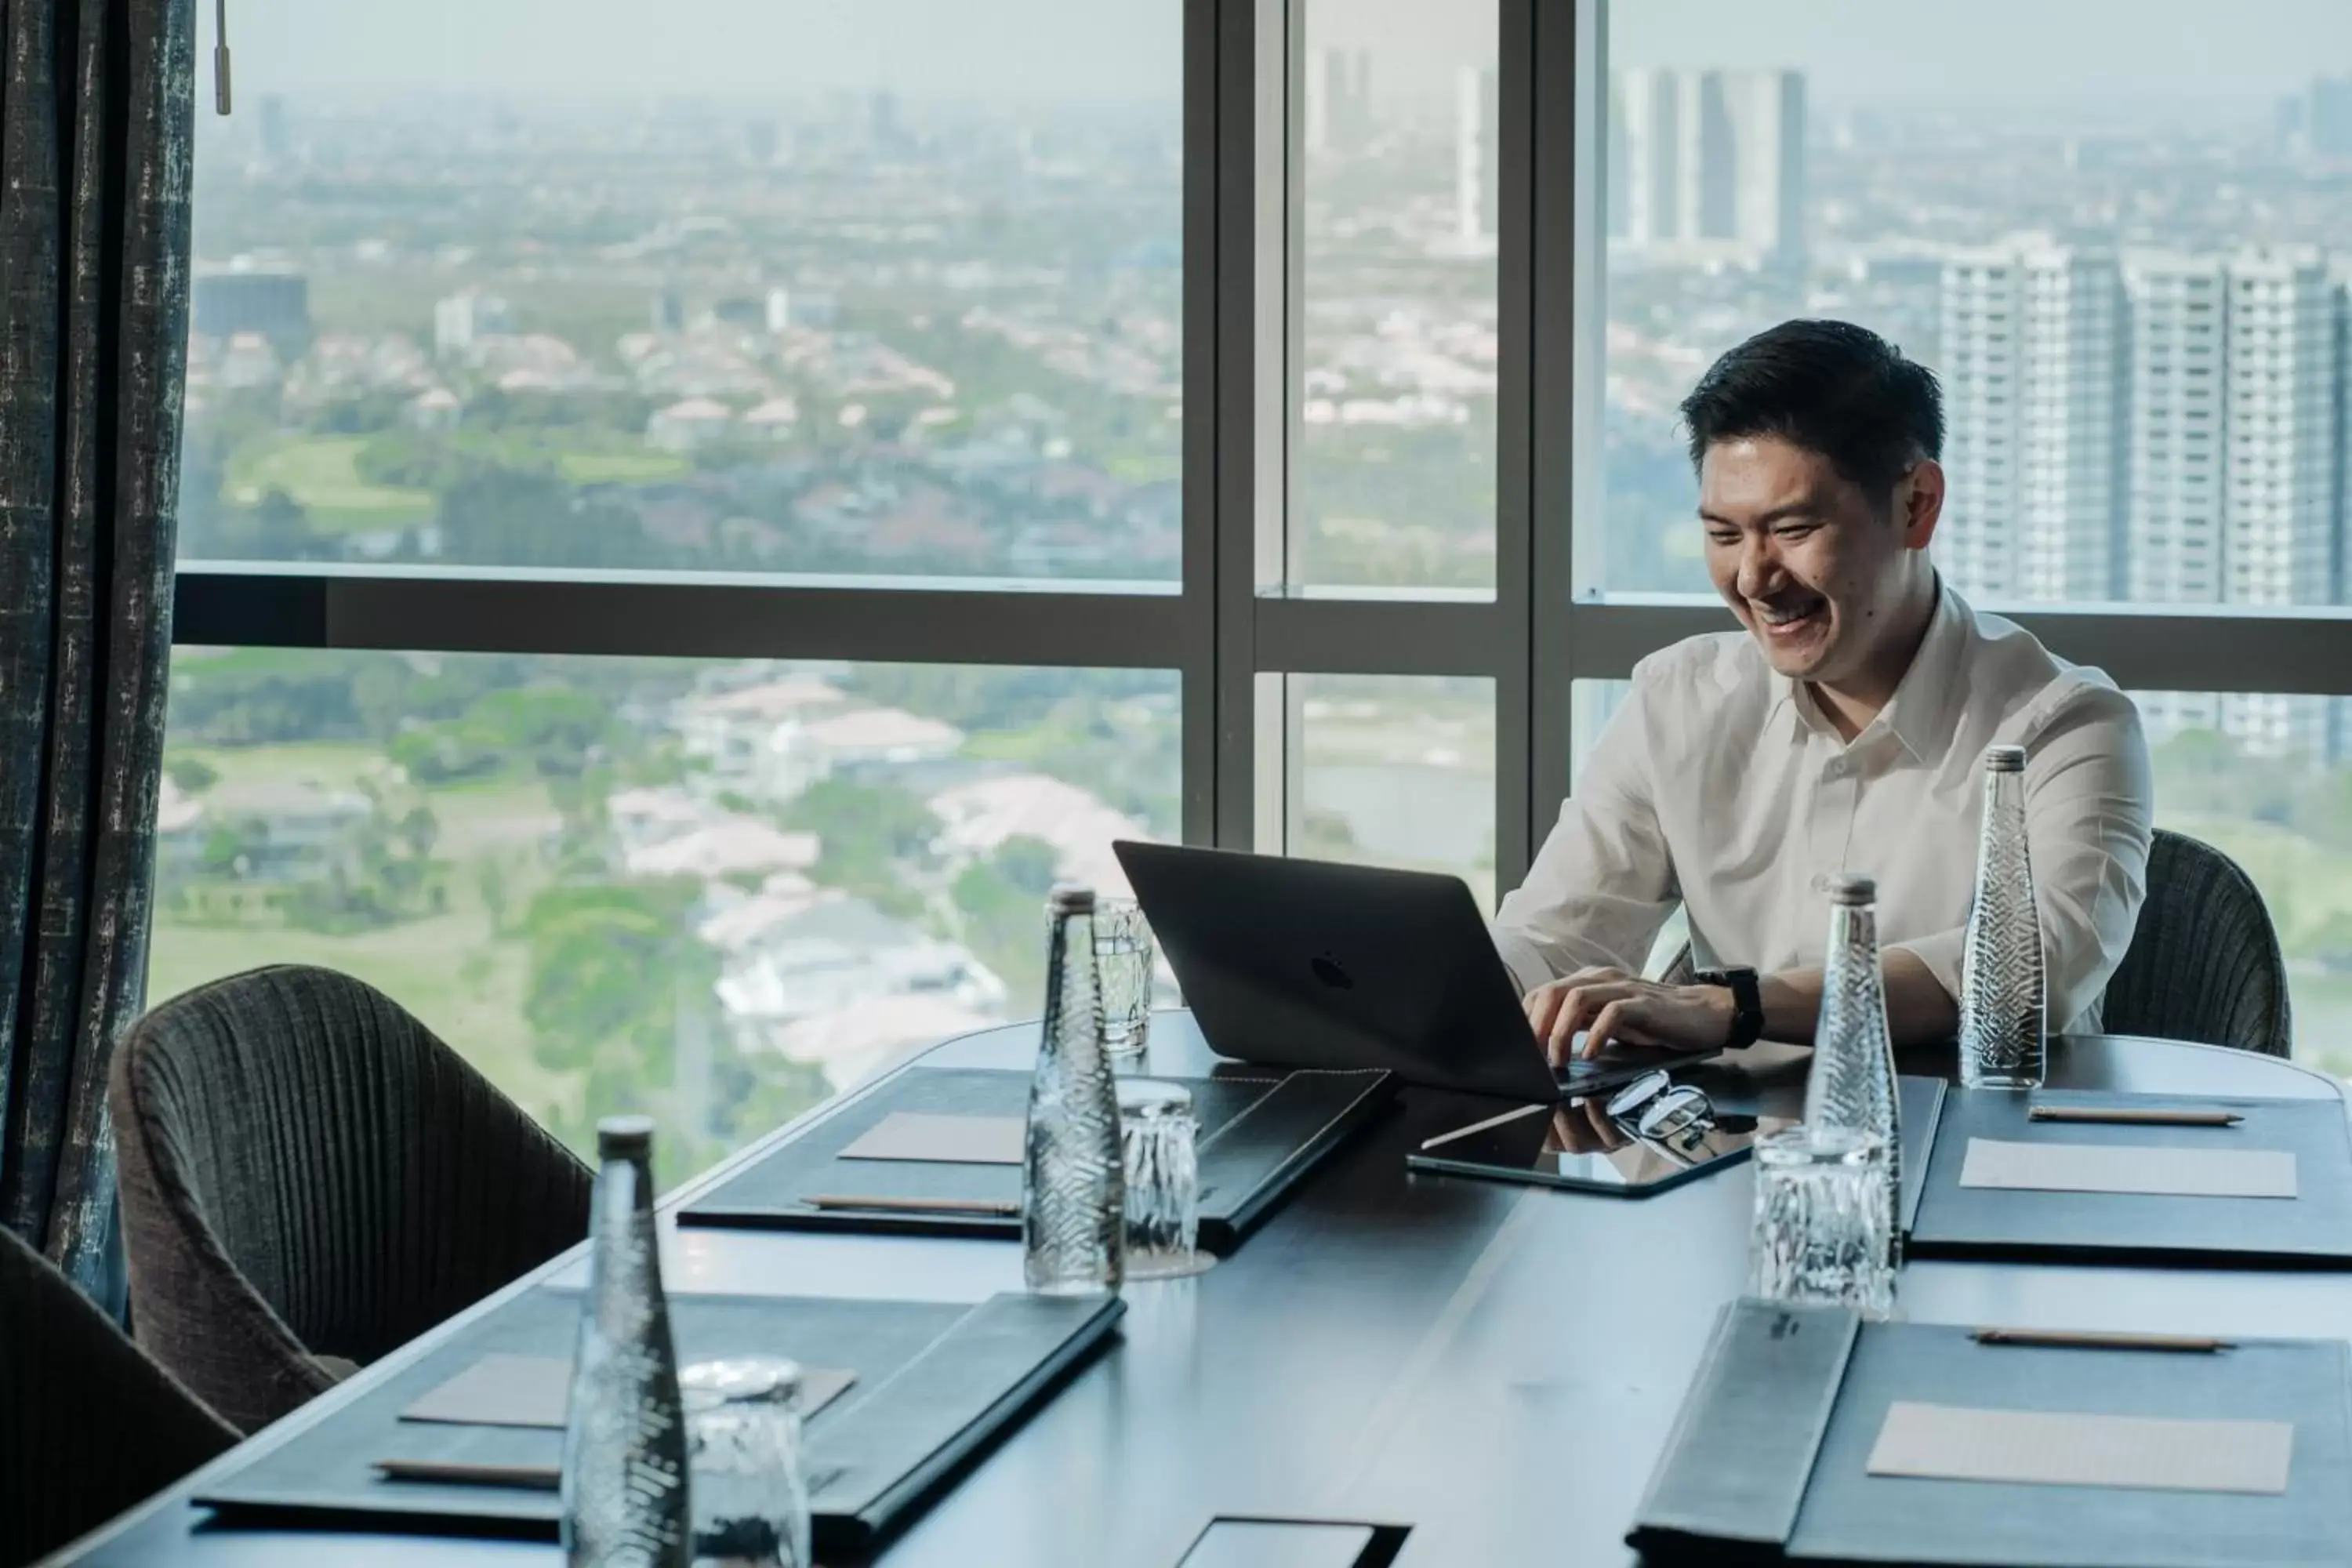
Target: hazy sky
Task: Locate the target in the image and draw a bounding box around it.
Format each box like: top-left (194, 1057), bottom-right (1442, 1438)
top-left (217, 0), bottom-right (2351, 110)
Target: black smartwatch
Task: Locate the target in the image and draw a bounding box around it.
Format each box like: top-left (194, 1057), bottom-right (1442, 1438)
top-left (1694, 966), bottom-right (1765, 1049)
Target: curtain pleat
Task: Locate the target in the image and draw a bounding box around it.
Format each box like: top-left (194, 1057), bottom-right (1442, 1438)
top-left (0, 0), bottom-right (193, 1305)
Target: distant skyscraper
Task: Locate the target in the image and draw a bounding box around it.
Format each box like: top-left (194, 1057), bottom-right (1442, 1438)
top-left (1608, 68), bottom-right (1680, 246)
top-left (2223, 249), bottom-right (2336, 609)
top-left (1454, 65), bottom-right (1501, 245)
top-left (1939, 239), bottom-right (2125, 603)
top-left (2122, 252), bottom-right (2233, 748)
top-left (2122, 252), bottom-right (2230, 608)
top-left (191, 269), bottom-right (310, 353)
top-left (765, 287), bottom-right (792, 334)
top-left (1606, 68), bottom-right (1804, 264)
top-left (742, 117), bottom-right (780, 166)
top-left (870, 89), bottom-right (904, 156)
top-left (257, 94), bottom-right (291, 164)
top-left (1305, 48), bottom-right (1371, 158)
top-left (434, 289), bottom-right (513, 357)
top-left (2301, 75), bottom-right (2352, 162)
top-left (652, 286), bottom-right (685, 334)
top-left (2336, 256), bottom-right (2352, 608)
top-left (2116, 248), bottom-right (2347, 758)
top-left (2222, 247), bottom-right (2340, 759)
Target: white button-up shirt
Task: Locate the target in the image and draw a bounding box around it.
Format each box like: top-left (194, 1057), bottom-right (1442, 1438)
top-left (1493, 586), bottom-right (2154, 1034)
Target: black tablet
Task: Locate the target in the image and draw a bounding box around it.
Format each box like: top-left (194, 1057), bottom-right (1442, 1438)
top-left (1406, 1091), bottom-right (1794, 1197)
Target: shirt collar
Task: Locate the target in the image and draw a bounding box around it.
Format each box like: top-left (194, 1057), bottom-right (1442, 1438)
top-left (1769, 579), bottom-right (1968, 760)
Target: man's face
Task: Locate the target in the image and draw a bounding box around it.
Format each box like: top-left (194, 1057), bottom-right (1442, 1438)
top-left (1698, 435), bottom-right (1930, 686)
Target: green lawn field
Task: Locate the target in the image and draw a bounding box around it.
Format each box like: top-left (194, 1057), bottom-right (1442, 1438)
top-left (149, 746), bottom-right (574, 1134)
top-left (227, 436), bottom-right (436, 531)
top-left (557, 449), bottom-right (688, 485)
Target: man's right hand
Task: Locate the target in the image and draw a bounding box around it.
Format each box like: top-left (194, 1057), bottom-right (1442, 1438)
top-left (1522, 966), bottom-right (1635, 1064)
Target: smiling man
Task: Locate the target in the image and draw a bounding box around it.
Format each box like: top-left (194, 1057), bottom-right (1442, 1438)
top-left (1494, 320), bottom-right (2153, 1064)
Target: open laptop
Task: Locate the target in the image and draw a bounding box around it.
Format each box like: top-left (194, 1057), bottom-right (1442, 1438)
top-left (1112, 841), bottom-right (1717, 1102)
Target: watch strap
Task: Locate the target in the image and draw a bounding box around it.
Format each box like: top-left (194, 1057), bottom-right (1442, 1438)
top-left (1696, 967), bottom-right (1765, 1049)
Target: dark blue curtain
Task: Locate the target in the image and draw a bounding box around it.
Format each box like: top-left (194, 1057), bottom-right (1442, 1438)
top-left (0, 0), bottom-right (193, 1305)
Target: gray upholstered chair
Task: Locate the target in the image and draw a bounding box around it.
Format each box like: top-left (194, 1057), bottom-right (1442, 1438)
top-left (2, 1224), bottom-right (235, 1567)
top-left (110, 965), bottom-right (593, 1433)
top-left (2098, 828), bottom-right (2292, 1058)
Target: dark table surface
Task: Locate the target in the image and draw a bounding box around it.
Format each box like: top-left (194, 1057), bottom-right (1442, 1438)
top-left (52, 1018), bottom-right (2352, 1567)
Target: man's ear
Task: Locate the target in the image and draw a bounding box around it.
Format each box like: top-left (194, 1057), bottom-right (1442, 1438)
top-left (1897, 459), bottom-right (1945, 551)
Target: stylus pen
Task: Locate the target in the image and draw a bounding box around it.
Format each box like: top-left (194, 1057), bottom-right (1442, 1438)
top-left (2027, 1106), bottom-right (2242, 1127)
top-left (1417, 1101), bottom-right (1547, 1151)
top-left (1972, 1327), bottom-right (2234, 1353)
top-left (803, 1193), bottom-right (1022, 1217)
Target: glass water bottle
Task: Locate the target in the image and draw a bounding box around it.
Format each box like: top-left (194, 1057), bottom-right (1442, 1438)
top-left (563, 1116), bottom-right (691, 1568)
top-left (1021, 884), bottom-right (1126, 1295)
top-left (1958, 743), bottom-right (2046, 1090)
top-left (1806, 873), bottom-right (1903, 1280)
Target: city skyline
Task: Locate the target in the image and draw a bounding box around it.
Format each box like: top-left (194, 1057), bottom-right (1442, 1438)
top-left (205, 0), bottom-right (2352, 112)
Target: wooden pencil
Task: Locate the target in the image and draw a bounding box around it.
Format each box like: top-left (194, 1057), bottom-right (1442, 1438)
top-left (1971, 1327), bottom-right (2233, 1352)
top-left (803, 1193), bottom-right (1021, 1217)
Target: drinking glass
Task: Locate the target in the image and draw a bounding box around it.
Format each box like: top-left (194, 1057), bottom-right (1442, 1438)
top-left (1092, 898), bottom-right (1156, 1058)
top-left (1117, 1079), bottom-right (1208, 1279)
top-left (1748, 1125), bottom-right (1894, 1319)
top-left (681, 1358), bottom-right (811, 1568)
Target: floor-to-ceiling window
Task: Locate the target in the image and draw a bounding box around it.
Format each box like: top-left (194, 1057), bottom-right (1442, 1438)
top-left (158, 0), bottom-right (2352, 1185)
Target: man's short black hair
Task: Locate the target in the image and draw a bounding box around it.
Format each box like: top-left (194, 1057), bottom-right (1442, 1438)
top-left (1678, 320), bottom-right (1944, 503)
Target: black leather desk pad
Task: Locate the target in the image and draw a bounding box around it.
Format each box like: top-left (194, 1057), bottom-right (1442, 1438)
top-left (1907, 1090), bottom-right (2352, 1268)
top-left (678, 1064), bottom-right (1394, 1253)
top-left (1632, 1301), bottom-right (2352, 1566)
top-left (195, 1285), bottom-right (1122, 1557)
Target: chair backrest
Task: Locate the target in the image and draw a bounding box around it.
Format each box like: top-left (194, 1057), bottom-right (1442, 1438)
top-left (2098, 829), bottom-right (2292, 1057)
top-left (110, 964), bottom-right (593, 1433)
top-left (0, 1224), bottom-right (235, 1567)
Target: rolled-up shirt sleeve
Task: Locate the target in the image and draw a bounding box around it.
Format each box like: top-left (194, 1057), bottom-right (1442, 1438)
top-left (1886, 685), bottom-right (2153, 1033)
top-left (1490, 667), bottom-right (1680, 995)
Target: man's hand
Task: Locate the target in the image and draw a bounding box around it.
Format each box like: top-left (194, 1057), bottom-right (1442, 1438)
top-left (1522, 967), bottom-right (1734, 1066)
top-left (1546, 1098), bottom-right (1632, 1154)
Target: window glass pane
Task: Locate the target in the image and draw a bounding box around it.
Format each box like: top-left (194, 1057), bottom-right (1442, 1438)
top-left (153, 651), bottom-right (1179, 1185)
top-left (1285, 674), bottom-right (1495, 906)
top-left (185, 2), bottom-right (1180, 582)
top-left (2137, 689), bottom-right (2351, 1075)
top-left (1294, 2), bottom-right (1498, 591)
top-left (1568, 677), bottom-right (2346, 1072)
top-left (1590, 1), bottom-right (2352, 613)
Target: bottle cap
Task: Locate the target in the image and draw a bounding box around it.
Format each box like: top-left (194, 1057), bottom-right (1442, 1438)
top-left (1983, 744), bottom-right (2027, 773)
top-left (1047, 884), bottom-right (1096, 916)
top-left (1826, 872), bottom-right (1877, 906)
top-left (596, 1114), bottom-right (655, 1158)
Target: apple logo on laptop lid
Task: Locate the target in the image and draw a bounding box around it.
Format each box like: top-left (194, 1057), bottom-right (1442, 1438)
top-left (1310, 952), bottom-right (1354, 990)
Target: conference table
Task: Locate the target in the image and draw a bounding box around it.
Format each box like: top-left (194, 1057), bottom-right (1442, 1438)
top-left (56, 1014), bottom-right (2352, 1566)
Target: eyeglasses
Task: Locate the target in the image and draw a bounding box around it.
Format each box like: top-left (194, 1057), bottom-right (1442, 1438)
top-left (1603, 1069), bottom-right (1718, 1146)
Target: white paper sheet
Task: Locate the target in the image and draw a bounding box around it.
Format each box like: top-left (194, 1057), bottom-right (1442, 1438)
top-left (1958, 1138), bottom-right (2296, 1200)
top-left (1867, 1401), bottom-right (2293, 1496)
top-left (837, 1112), bottom-right (1028, 1166)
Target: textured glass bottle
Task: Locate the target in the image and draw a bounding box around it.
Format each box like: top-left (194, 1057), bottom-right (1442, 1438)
top-left (1958, 744), bottom-right (2046, 1090)
top-left (563, 1116), bottom-right (691, 1568)
top-left (1804, 873), bottom-right (1902, 1277)
top-left (1022, 884), bottom-right (1127, 1295)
